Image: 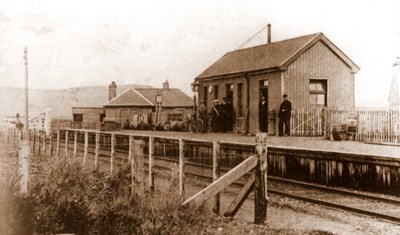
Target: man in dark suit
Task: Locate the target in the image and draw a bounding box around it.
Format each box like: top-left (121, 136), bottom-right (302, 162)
top-left (259, 96), bottom-right (268, 133)
top-left (278, 94), bottom-right (292, 136)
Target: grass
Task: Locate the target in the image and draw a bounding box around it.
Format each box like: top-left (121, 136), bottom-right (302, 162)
top-left (0, 142), bottom-right (336, 235)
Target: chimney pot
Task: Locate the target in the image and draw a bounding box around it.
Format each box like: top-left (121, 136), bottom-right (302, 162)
top-left (267, 24), bottom-right (271, 44)
top-left (109, 81), bottom-right (117, 101)
top-left (163, 80), bottom-right (169, 90)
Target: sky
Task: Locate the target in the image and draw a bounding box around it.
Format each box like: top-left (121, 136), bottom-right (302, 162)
top-left (0, 0), bottom-right (399, 106)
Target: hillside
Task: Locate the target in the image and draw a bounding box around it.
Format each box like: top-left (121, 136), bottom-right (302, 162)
top-left (0, 84), bottom-right (151, 119)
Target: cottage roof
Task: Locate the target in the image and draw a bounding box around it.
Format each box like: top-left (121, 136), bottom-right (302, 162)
top-left (104, 88), bottom-right (154, 107)
top-left (104, 88), bottom-right (193, 108)
top-left (196, 33), bottom-right (360, 80)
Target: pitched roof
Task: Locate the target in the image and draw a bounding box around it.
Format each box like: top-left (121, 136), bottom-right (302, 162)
top-left (104, 88), bottom-right (193, 108)
top-left (104, 88), bottom-right (153, 107)
top-left (135, 88), bottom-right (193, 107)
top-left (196, 33), bottom-right (360, 80)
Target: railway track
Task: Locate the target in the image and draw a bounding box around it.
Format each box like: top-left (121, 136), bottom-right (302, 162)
top-left (152, 157), bottom-right (400, 224)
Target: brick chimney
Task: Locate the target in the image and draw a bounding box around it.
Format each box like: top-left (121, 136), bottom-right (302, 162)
top-left (109, 81), bottom-right (117, 101)
top-left (267, 24), bottom-right (271, 44)
top-left (163, 80), bottom-right (169, 91)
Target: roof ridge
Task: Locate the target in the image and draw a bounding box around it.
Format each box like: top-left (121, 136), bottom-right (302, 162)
top-left (278, 33), bottom-right (322, 67)
top-left (232, 32), bottom-right (321, 53)
top-left (135, 87), bottom-right (179, 90)
top-left (105, 87), bottom-right (132, 105)
top-left (132, 88), bottom-right (154, 105)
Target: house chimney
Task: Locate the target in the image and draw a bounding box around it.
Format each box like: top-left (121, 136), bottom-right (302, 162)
top-left (267, 24), bottom-right (271, 44)
top-left (109, 81), bottom-right (117, 101)
top-left (163, 80), bottom-right (169, 90)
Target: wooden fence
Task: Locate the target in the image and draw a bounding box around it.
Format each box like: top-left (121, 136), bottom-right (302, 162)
top-left (28, 108), bottom-right (51, 135)
top-left (290, 107), bottom-right (400, 144)
top-left (0, 126), bottom-right (268, 224)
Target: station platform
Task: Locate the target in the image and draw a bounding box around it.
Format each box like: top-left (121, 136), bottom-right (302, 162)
top-left (119, 130), bottom-right (400, 159)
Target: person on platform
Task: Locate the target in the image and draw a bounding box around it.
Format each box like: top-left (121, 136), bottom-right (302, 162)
top-left (278, 94), bottom-right (292, 136)
top-left (210, 99), bottom-right (220, 132)
top-left (219, 97), bottom-right (227, 132)
top-left (198, 101), bottom-right (208, 132)
top-left (259, 95), bottom-right (268, 133)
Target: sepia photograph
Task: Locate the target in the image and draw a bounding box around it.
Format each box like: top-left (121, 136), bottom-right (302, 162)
top-left (1, 0), bottom-right (400, 234)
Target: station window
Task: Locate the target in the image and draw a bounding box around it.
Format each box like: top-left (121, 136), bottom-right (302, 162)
top-left (309, 80), bottom-right (327, 106)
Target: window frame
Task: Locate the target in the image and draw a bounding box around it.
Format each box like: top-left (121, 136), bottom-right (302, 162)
top-left (309, 79), bottom-right (327, 107)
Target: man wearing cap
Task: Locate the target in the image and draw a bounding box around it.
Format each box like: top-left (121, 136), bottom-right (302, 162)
top-left (278, 94), bottom-right (292, 137)
top-left (210, 99), bottom-right (220, 132)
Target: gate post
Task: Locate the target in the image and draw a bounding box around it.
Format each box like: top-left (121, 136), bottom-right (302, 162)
top-left (254, 133), bottom-right (268, 224)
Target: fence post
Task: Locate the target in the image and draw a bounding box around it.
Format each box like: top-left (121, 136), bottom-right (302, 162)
top-left (73, 131), bottom-right (78, 158)
top-left (83, 131), bottom-right (88, 166)
top-left (64, 130), bottom-right (69, 158)
top-left (32, 130), bottom-right (36, 153)
top-left (56, 130), bottom-right (60, 158)
top-left (148, 136), bottom-right (154, 192)
top-left (18, 139), bottom-right (30, 194)
top-left (110, 133), bottom-right (115, 175)
top-left (42, 131), bottom-right (47, 157)
top-left (212, 141), bottom-right (220, 214)
top-left (94, 132), bottom-right (100, 172)
top-left (132, 140), bottom-right (145, 196)
top-left (49, 131), bottom-right (53, 157)
top-left (179, 138), bottom-right (185, 201)
top-left (13, 128), bottom-right (16, 147)
top-left (38, 131), bottom-right (41, 155)
top-left (254, 133), bottom-right (268, 224)
top-left (128, 135), bottom-right (133, 162)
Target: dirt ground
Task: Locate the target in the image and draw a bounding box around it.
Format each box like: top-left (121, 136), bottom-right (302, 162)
top-left (181, 176), bottom-right (400, 235)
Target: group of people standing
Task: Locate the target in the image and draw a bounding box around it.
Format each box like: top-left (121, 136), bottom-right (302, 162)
top-left (198, 97), bottom-right (233, 133)
top-left (198, 94), bottom-right (292, 136)
top-left (259, 94), bottom-right (292, 136)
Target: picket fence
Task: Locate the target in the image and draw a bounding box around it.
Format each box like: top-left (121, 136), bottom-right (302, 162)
top-left (290, 107), bottom-right (400, 144)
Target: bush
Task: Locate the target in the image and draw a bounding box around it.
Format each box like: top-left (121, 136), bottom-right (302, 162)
top-left (1, 159), bottom-right (211, 235)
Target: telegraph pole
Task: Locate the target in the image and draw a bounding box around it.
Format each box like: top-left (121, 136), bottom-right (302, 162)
top-left (23, 47), bottom-right (29, 139)
top-left (19, 47), bottom-right (30, 194)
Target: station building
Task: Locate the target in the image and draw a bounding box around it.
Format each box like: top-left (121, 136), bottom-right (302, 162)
top-left (194, 27), bottom-right (360, 134)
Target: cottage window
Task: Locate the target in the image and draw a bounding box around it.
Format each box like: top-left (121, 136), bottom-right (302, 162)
top-left (73, 114), bottom-right (83, 123)
top-left (309, 80), bottom-right (327, 106)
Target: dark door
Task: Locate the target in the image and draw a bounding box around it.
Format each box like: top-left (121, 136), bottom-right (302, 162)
top-left (203, 86), bottom-right (208, 108)
top-left (226, 84), bottom-right (233, 101)
top-left (259, 80), bottom-right (269, 133)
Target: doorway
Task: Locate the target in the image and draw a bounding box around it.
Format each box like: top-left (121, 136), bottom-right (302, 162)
top-left (259, 80), bottom-right (269, 133)
top-left (225, 83), bottom-right (233, 102)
